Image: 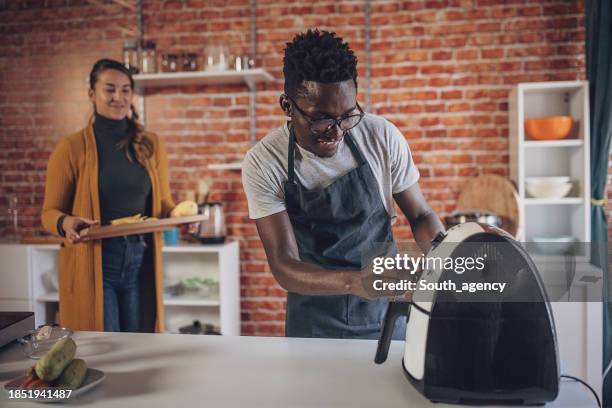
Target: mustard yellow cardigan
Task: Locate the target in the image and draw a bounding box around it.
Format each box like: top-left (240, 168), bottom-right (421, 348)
top-left (41, 124), bottom-right (175, 332)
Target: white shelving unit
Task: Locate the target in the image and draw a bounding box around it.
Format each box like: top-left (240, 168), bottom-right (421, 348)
top-left (160, 241), bottom-right (239, 334)
top-left (0, 242), bottom-right (240, 335)
top-left (509, 81), bottom-right (591, 244)
top-left (509, 81), bottom-right (602, 399)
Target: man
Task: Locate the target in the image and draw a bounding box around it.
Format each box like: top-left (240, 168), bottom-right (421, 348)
top-left (242, 29), bottom-right (444, 339)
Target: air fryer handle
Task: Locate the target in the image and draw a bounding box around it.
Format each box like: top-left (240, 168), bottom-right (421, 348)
top-left (374, 301), bottom-right (411, 364)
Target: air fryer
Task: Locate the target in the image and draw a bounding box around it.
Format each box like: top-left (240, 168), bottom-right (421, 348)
top-left (375, 222), bottom-right (559, 405)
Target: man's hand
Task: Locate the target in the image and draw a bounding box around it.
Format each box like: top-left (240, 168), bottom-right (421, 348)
top-left (393, 184), bottom-right (445, 254)
top-left (62, 216), bottom-right (98, 244)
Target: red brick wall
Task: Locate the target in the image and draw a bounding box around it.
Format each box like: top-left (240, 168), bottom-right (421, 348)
top-left (0, 0), bottom-right (605, 336)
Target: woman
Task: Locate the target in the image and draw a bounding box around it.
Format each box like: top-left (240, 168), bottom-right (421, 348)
top-left (41, 58), bottom-right (177, 333)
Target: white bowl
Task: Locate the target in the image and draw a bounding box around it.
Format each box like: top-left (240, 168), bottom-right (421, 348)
top-left (525, 180), bottom-right (572, 199)
top-left (526, 177), bottom-right (571, 185)
top-left (17, 326), bottom-right (73, 359)
top-left (531, 236), bottom-right (575, 254)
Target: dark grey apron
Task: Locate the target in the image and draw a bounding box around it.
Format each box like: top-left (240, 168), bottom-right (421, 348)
top-left (284, 125), bottom-right (406, 339)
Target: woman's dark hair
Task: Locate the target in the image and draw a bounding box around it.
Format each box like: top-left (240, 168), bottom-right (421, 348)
top-left (89, 58), bottom-right (153, 166)
top-left (283, 29), bottom-right (358, 98)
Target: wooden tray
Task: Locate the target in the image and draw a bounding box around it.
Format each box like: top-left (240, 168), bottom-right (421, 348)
top-left (79, 215), bottom-right (208, 241)
top-left (20, 235), bottom-right (64, 245)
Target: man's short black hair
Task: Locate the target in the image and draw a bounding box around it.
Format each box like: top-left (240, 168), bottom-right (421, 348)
top-left (283, 29), bottom-right (358, 98)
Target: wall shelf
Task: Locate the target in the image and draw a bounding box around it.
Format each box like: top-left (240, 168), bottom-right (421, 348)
top-left (126, 0), bottom-right (265, 170)
top-left (207, 162), bottom-right (243, 171)
top-left (133, 68), bottom-right (272, 168)
top-left (133, 68), bottom-right (273, 91)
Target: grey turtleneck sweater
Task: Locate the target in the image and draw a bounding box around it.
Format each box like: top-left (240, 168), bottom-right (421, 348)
top-left (93, 112), bottom-right (152, 225)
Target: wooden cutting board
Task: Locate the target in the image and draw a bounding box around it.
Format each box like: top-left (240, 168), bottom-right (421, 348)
top-left (455, 175), bottom-right (521, 238)
top-left (79, 215), bottom-right (208, 241)
top-left (20, 235), bottom-right (64, 245)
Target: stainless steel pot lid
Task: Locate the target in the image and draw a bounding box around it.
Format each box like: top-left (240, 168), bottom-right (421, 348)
top-left (445, 209), bottom-right (502, 227)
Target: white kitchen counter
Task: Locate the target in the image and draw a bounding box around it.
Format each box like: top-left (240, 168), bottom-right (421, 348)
top-left (0, 332), bottom-right (597, 407)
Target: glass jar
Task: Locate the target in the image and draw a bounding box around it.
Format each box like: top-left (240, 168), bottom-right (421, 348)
top-left (182, 53), bottom-right (199, 71)
top-left (233, 55), bottom-right (254, 71)
top-left (204, 45), bottom-right (228, 72)
top-left (140, 40), bottom-right (157, 74)
top-left (161, 53), bottom-right (179, 72)
top-left (122, 41), bottom-right (139, 74)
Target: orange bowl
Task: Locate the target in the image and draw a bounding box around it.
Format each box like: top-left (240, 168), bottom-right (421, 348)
top-left (524, 116), bottom-right (573, 141)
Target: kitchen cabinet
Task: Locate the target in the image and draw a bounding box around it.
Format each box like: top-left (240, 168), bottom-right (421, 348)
top-left (159, 242), bottom-right (240, 334)
top-left (0, 242), bottom-right (240, 335)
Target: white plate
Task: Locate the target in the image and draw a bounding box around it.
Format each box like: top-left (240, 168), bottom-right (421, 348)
top-left (3, 368), bottom-right (105, 403)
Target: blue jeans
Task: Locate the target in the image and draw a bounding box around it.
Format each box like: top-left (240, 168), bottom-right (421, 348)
top-left (102, 235), bottom-right (146, 332)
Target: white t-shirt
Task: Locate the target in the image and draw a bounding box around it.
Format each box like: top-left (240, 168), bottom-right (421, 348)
top-left (242, 113), bottom-right (420, 220)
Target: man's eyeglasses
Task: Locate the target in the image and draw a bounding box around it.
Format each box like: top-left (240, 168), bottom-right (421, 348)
top-left (286, 95), bottom-right (364, 134)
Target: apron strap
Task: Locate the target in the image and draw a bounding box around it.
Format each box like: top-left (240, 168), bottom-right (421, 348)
top-left (288, 125), bottom-right (297, 185)
top-left (287, 126), bottom-right (367, 184)
top-left (343, 131), bottom-right (366, 165)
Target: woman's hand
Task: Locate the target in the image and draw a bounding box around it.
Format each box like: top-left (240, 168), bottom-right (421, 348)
top-left (62, 216), bottom-right (98, 244)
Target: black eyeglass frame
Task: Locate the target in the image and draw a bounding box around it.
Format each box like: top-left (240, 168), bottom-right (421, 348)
top-left (285, 94), bottom-right (365, 134)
